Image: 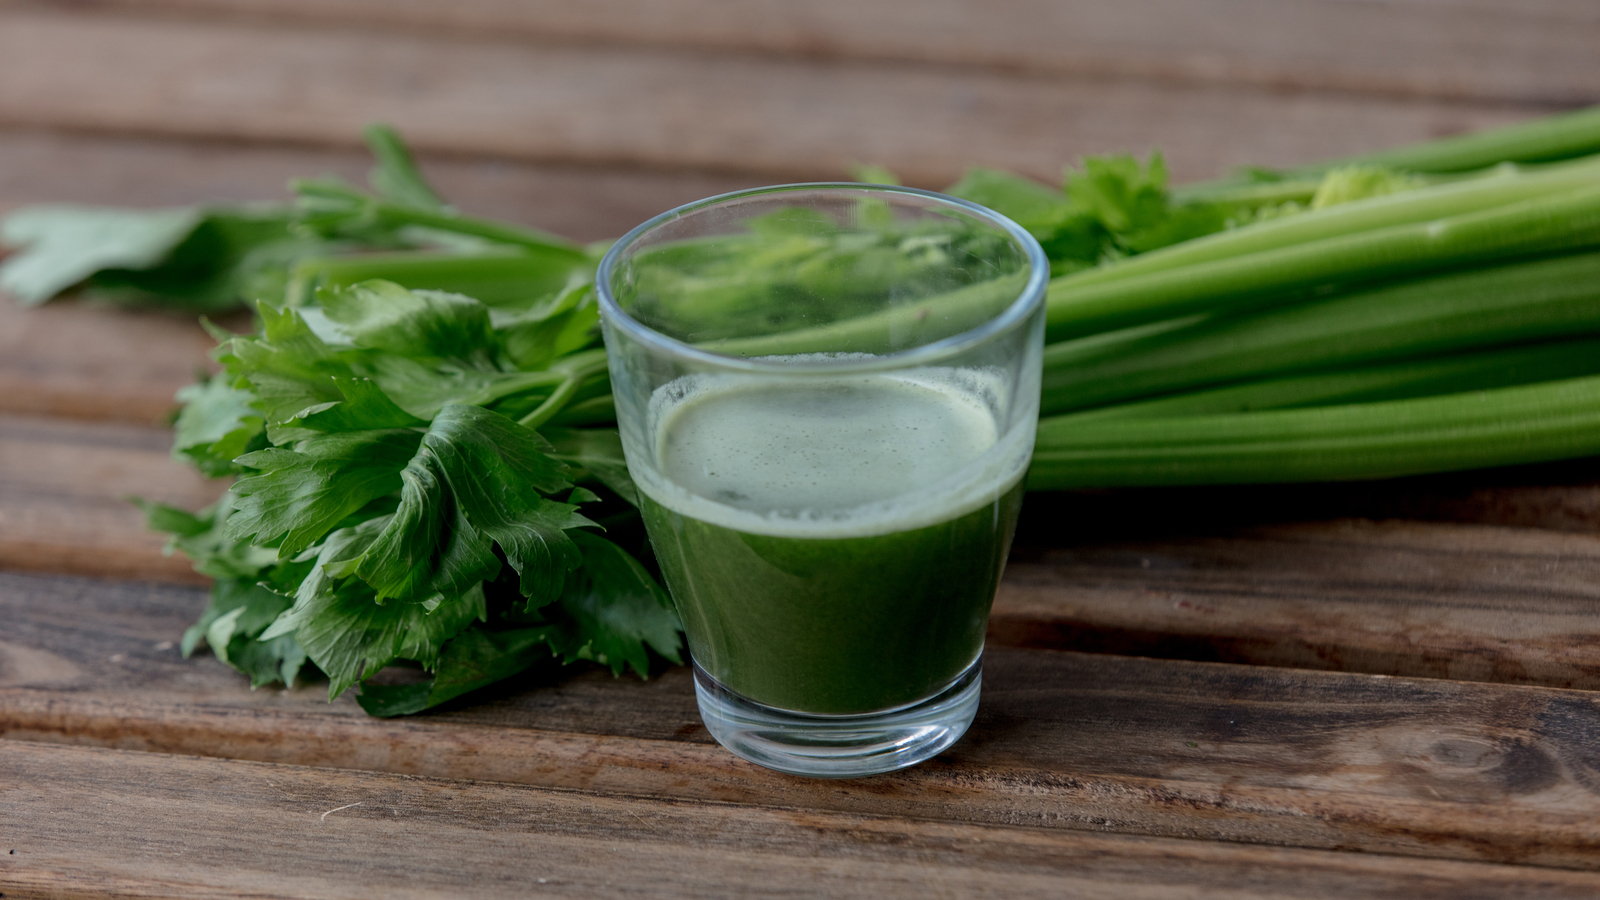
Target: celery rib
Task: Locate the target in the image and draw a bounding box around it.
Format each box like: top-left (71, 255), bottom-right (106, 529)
top-left (1298, 104), bottom-right (1600, 175)
top-left (1055, 337), bottom-right (1600, 423)
top-left (1044, 185), bottom-right (1600, 341)
top-left (1171, 105), bottom-right (1600, 204)
top-left (1028, 374), bottom-right (1600, 489)
top-left (1070, 154), bottom-right (1600, 292)
top-left (290, 250), bottom-right (590, 309)
top-left (1040, 251), bottom-right (1600, 415)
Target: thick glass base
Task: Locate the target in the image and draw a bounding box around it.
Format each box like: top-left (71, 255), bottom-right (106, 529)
top-left (692, 659), bottom-right (982, 778)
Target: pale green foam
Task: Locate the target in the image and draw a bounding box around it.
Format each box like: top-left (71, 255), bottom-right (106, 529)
top-left (637, 363), bottom-right (1034, 538)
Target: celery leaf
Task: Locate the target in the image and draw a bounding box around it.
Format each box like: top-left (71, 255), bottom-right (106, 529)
top-left (227, 429), bottom-right (424, 557)
top-left (261, 521), bottom-right (489, 698)
top-left (355, 624), bottom-right (556, 717)
top-left (546, 531), bottom-right (683, 677)
top-left (0, 205), bottom-right (201, 304)
top-left (353, 404), bottom-right (589, 604)
top-left (172, 373), bottom-right (268, 477)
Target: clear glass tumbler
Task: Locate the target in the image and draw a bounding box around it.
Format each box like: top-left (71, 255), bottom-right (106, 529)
top-left (596, 184), bottom-right (1047, 778)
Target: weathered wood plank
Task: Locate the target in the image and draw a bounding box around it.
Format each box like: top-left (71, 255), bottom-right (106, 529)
top-left (997, 519), bottom-right (1600, 689)
top-left (18, 0), bottom-right (1600, 106)
top-left (998, 475), bottom-right (1600, 688)
top-left (0, 415), bottom-right (222, 582)
top-left (1016, 465), bottom-right (1600, 545)
top-left (0, 299), bottom-right (216, 425)
top-left (0, 8), bottom-right (1537, 186)
top-left (11, 742), bottom-right (1600, 900)
top-left (7, 572), bottom-right (1600, 869)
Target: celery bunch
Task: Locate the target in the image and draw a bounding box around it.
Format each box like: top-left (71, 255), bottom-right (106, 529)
top-left (1019, 107), bottom-right (1600, 488)
top-left (6, 108), bottom-right (1600, 712)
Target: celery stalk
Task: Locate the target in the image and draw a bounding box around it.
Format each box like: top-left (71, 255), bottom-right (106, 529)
top-left (1299, 104), bottom-right (1600, 175)
top-left (1041, 251), bottom-right (1600, 414)
top-left (1073, 154), bottom-right (1600, 292)
top-left (288, 250), bottom-right (590, 308)
top-left (1056, 337), bottom-right (1600, 422)
top-left (1044, 184), bottom-right (1600, 341)
top-left (292, 178), bottom-right (583, 253)
top-left (1028, 374), bottom-right (1600, 489)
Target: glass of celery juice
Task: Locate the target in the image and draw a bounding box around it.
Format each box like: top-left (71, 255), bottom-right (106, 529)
top-left (597, 184), bottom-right (1047, 778)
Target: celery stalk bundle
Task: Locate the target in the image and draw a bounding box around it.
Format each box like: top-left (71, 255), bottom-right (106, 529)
top-left (6, 108), bottom-right (1600, 712)
top-left (1022, 111), bottom-right (1600, 487)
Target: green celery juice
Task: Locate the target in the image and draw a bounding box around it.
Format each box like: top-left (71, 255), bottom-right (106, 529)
top-left (635, 365), bottom-right (1031, 715)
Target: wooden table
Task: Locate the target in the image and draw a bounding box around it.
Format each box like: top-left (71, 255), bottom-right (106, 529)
top-left (4, 1), bottom-right (1600, 896)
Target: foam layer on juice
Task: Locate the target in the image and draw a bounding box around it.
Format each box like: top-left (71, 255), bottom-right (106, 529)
top-left (636, 363), bottom-right (1034, 538)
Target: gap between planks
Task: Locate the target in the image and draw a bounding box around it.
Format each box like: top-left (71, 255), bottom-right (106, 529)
top-left (9, 741), bottom-right (1600, 900)
top-left (8, 0), bottom-right (1599, 107)
top-left (0, 6), bottom-right (1543, 186)
top-left (0, 414), bottom-right (223, 583)
top-left (7, 574), bottom-right (1600, 873)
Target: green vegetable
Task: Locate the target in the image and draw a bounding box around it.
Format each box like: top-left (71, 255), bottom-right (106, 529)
top-left (11, 108), bottom-right (1600, 717)
top-left (171, 373), bottom-right (270, 477)
top-left (1041, 251), bottom-right (1600, 415)
top-left (89, 131), bottom-right (680, 713)
top-left (0, 205), bottom-right (329, 311)
top-left (1029, 374), bottom-right (1600, 489)
top-left (1059, 336), bottom-right (1600, 422)
top-left (0, 205), bottom-right (201, 304)
top-left (353, 624), bottom-right (556, 716)
top-left (1173, 104), bottom-right (1600, 202)
top-left (1297, 104), bottom-right (1600, 176)
top-left (1122, 154), bottom-right (1600, 288)
top-left (190, 280), bottom-right (680, 706)
top-left (1045, 181), bottom-right (1600, 341)
top-left (946, 153), bottom-right (1237, 274)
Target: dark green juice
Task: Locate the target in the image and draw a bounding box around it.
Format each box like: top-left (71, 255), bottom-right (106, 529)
top-left (634, 370), bottom-right (1030, 715)
top-left (642, 482), bottom-right (1023, 714)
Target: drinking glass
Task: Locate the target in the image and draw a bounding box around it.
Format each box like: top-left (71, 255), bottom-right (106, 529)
top-left (596, 184), bottom-right (1047, 778)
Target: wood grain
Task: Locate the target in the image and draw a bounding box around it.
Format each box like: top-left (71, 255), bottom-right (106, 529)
top-left (14, 0), bottom-right (1599, 106)
top-left (8, 572), bottom-right (1600, 870)
top-left (0, 415), bottom-right (222, 582)
top-left (11, 742), bottom-right (1600, 900)
top-left (997, 519), bottom-right (1600, 688)
top-left (0, 299), bottom-right (217, 425)
top-left (0, 7), bottom-right (1537, 186)
top-left (1016, 466), bottom-right (1600, 544)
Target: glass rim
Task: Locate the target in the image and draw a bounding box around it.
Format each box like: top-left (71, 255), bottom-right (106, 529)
top-left (594, 182), bottom-right (1050, 375)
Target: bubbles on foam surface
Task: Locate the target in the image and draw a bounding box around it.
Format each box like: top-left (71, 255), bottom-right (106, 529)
top-left (636, 361), bottom-right (1033, 538)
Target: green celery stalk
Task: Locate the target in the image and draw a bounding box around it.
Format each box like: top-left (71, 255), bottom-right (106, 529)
top-left (546, 393), bottom-right (617, 427)
top-left (514, 349), bottom-right (611, 429)
top-left (293, 178), bottom-right (584, 254)
top-left (708, 271), bottom-right (1031, 358)
top-left (1297, 104), bottom-right (1600, 175)
top-left (1040, 250), bottom-right (1600, 414)
top-left (1173, 105), bottom-right (1600, 204)
top-left (1044, 183), bottom-right (1600, 341)
top-left (288, 249), bottom-right (591, 308)
top-left (1028, 373), bottom-right (1600, 489)
top-left (1076, 153), bottom-right (1600, 292)
top-left (1057, 336), bottom-right (1600, 422)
